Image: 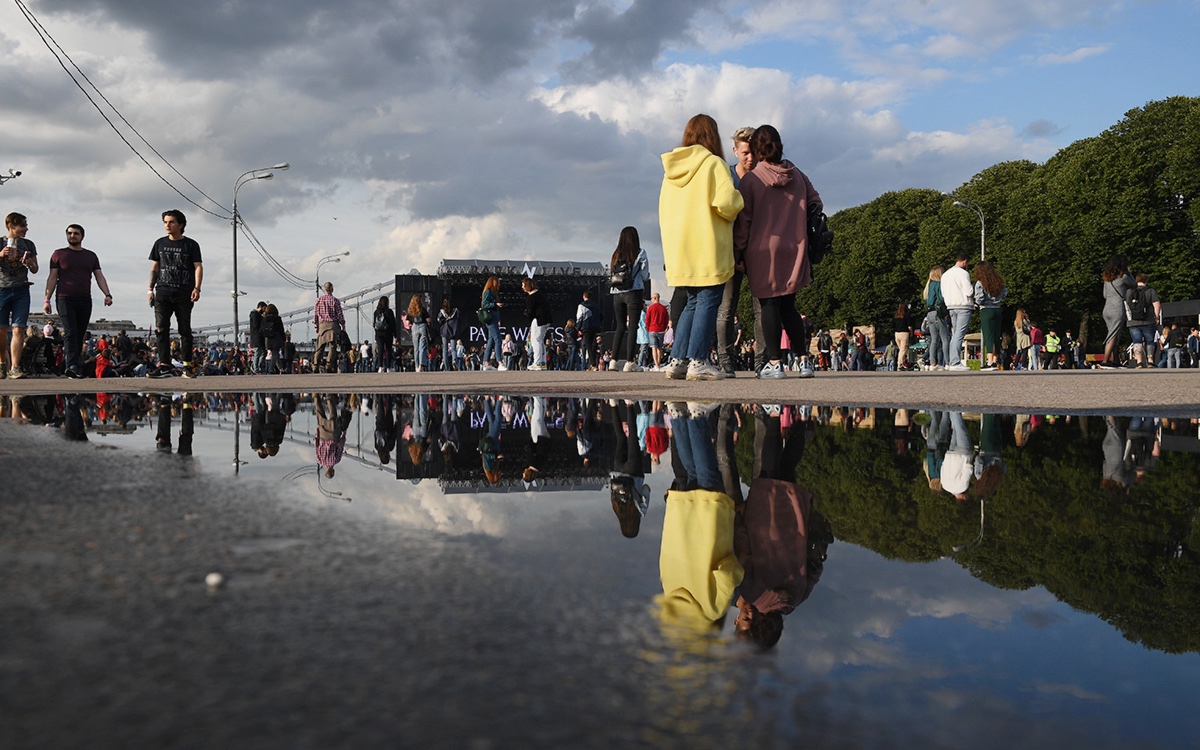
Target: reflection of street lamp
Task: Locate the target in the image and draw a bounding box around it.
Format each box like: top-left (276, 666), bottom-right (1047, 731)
top-left (316, 252), bottom-right (350, 295)
top-left (233, 163), bottom-right (289, 345)
top-left (953, 498), bottom-right (985, 554)
top-left (943, 192), bottom-right (986, 260)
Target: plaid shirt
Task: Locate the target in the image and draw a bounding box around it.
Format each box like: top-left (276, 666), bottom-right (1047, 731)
top-left (315, 436), bottom-right (345, 468)
top-left (314, 293), bottom-right (345, 328)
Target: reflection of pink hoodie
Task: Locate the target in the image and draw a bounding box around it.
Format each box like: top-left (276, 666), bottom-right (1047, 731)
top-left (735, 479), bottom-right (819, 614)
top-left (733, 159), bottom-right (822, 299)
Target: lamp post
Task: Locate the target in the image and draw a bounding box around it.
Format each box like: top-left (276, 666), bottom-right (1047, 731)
top-left (232, 162), bottom-right (289, 347)
top-left (316, 252), bottom-right (350, 294)
top-left (943, 192), bottom-right (986, 260)
top-left (0, 169), bottom-right (21, 186)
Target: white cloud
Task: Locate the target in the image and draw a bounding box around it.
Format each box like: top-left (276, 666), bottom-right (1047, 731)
top-left (1037, 44), bottom-right (1112, 65)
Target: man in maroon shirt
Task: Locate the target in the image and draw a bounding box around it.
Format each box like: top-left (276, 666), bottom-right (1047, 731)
top-left (43, 224), bottom-right (112, 379)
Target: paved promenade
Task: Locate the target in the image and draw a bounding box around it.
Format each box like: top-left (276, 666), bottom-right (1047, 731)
top-left (0, 368), bottom-right (1196, 415)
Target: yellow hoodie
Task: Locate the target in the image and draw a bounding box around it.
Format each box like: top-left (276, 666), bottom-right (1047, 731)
top-left (659, 145), bottom-right (744, 288)
top-left (656, 489), bottom-right (744, 628)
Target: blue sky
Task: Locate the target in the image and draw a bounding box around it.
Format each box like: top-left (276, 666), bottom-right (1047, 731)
top-left (0, 0), bottom-right (1196, 331)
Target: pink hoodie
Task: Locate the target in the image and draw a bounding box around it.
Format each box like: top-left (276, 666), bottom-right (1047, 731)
top-left (733, 159), bottom-right (822, 299)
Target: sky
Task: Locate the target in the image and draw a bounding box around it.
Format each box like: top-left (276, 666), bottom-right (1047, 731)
top-left (1, 0), bottom-right (1197, 335)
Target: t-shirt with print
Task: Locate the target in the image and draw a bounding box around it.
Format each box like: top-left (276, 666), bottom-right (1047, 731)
top-left (0, 237), bottom-right (36, 289)
top-left (50, 247), bottom-right (101, 298)
top-left (149, 236), bottom-right (202, 293)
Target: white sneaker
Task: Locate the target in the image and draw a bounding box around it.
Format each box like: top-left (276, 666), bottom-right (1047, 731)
top-left (378, 368), bottom-right (385, 374)
top-left (798, 361), bottom-right (815, 379)
top-left (686, 360), bottom-right (725, 381)
top-left (663, 359), bottom-right (688, 380)
top-left (608, 359), bottom-right (621, 372)
top-left (687, 401), bottom-right (718, 420)
top-left (947, 363), bottom-right (971, 371)
top-left (497, 363), bottom-right (508, 371)
top-left (666, 401), bottom-right (687, 420)
top-left (623, 361), bottom-right (642, 372)
top-left (757, 361), bottom-right (786, 379)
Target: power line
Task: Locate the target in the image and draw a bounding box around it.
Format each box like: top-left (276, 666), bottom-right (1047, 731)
top-left (13, 0), bottom-right (231, 220)
top-left (238, 215), bottom-right (312, 287)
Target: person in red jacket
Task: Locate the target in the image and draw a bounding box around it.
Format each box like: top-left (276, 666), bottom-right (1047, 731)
top-left (644, 292), bottom-right (669, 371)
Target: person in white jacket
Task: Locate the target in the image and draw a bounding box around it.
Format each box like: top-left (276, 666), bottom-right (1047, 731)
top-left (941, 254), bottom-right (974, 370)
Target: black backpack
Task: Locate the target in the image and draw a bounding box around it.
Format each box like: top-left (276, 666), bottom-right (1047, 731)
top-left (610, 259), bottom-right (633, 290)
top-left (1125, 285), bottom-right (1152, 322)
top-left (807, 204), bottom-right (834, 266)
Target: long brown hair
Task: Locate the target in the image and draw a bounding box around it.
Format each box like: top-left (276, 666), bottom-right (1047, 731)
top-left (973, 260), bottom-right (1005, 298)
top-left (611, 226), bottom-right (639, 267)
top-left (407, 294), bottom-right (425, 318)
top-left (682, 114), bottom-right (724, 160)
top-left (1102, 254), bottom-right (1130, 283)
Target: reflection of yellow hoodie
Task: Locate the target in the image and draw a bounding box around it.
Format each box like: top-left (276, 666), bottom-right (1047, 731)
top-left (659, 145), bottom-right (744, 288)
top-left (656, 489), bottom-right (744, 628)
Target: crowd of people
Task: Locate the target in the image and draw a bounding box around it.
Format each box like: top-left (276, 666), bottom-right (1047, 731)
top-left (3, 119), bottom-right (1193, 379)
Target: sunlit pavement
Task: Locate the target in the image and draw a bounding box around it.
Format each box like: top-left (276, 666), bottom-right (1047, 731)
top-left (0, 367), bottom-right (1196, 415)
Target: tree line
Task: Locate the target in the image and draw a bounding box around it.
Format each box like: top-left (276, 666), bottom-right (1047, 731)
top-left (780, 96), bottom-right (1199, 346)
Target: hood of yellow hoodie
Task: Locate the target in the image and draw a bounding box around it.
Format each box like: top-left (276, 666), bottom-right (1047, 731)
top-left (661, 144), bottom-right (714, 188)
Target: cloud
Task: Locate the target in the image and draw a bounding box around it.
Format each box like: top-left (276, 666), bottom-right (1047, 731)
top-left (1037, 44), bottom-right (1111, 65)
top-left (1022, 118), bottom-right (1067, 138)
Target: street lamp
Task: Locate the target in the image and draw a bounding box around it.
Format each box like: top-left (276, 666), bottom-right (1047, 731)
top-left (943, 192), bottom-right (986, 260)
top-left (316, 252), bottom-right (350, 295)
top-left (0, 169), bottom-right (21, 186)
top-left (233, 162), bottom-right (289, 346)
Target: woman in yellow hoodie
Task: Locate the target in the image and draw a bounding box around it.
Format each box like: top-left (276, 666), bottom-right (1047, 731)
top-left (659, 114), bottom-right (744, 382)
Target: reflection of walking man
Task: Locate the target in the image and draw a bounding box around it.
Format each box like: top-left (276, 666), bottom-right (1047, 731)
top-left (148, 210), bottom-right (203, 377)
top-left (315, 394), bottom-right (350, 478)
top-left (314, 282), bottom-right (345, 373)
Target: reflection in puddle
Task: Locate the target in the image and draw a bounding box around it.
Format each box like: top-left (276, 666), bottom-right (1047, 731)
top-left (3, 392), bottom-right (1200, 745)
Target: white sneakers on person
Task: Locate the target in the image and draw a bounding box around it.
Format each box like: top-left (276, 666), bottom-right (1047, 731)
top-left (663, 359), bottom-right (687, 380)
top-left (798, 361), bottom-right (815, 379)
top-left (947, 363), bottom-right (971, 371)
top-left (757, 361), bottom-right (786, 379)
top-left (623, 361), bottom-right (642, 372)
top-left (686, 360), bottom-right (725, 381)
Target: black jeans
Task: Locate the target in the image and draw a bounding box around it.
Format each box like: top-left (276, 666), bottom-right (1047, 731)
top-left (154, 289), bottom-right (194, 365)
top-left (55, 295), bottom-right (92, 372)
top-left (611, 290), bottom-right (643, 362)
top-left (759, 293), bottom-right (806, 362)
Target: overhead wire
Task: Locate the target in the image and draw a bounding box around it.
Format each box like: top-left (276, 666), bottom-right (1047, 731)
top-left (13, 0), bottom-right (231, 220)
top-left (15, 0), bottom-right (316, 289)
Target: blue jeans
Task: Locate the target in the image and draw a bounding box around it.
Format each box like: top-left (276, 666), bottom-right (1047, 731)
top-left (0, 286), bottom-right (31, 328)
top-left (482, 321), bottom-right (501, 365)
top-left (1166, 349), bottom-right (1182, 368)
top-left (672, 415), bottom-right (720, 492)
top-left (673, 284), bottom-right (723, 361)
top-left (925, 311), bottom-right (949, 366)
top-left (442, 338), bottom-right (456, 371)
top-left (55, 295), bottom-right (92, 372)
top-left (947, 308), bottom-right (972, 366)
top-left (412, 324), bottom-right (428, 369)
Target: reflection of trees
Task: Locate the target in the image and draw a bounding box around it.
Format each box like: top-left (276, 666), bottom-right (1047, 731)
top-left (738, 411), bottom-right (1200, 653)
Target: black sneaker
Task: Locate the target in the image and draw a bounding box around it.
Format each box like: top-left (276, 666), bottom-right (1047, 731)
top-left (65, 367), bottom-right (83, 379)
top-left (148, 364), bottom-right (176, 379)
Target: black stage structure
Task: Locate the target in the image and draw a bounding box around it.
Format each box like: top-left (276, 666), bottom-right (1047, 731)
top-left (394, 259), bottom-right (620, 349)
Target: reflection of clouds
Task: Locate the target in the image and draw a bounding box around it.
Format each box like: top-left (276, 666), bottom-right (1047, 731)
top-left (779, 544), bottom-right (1056, 677)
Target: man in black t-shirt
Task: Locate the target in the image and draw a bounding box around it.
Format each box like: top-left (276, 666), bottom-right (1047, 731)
top-left (148, 209), bottom-right (203, 377)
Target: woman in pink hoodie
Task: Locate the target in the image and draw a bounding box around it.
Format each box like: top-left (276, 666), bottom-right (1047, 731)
top-left (733, 125), bottom-right (823, 380)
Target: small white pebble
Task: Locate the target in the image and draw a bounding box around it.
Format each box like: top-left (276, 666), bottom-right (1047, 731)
top-left (205, 572), bottom-right (224, 589)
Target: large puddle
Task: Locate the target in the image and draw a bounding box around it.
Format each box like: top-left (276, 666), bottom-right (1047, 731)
top-left (4, 392), bottom-right (1200, 747)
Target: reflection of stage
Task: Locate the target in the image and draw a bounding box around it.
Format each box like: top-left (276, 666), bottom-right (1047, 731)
top-left (396, 416), bottom-right (610, 491)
